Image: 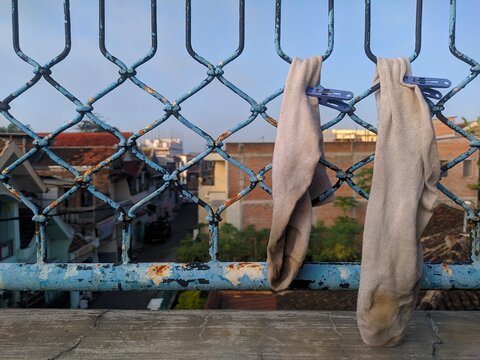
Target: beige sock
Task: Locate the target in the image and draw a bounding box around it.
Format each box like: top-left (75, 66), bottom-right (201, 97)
top-left (267, 56), bottom-right (334, 291)
top-left (356, 57), bottom-right (440, 347)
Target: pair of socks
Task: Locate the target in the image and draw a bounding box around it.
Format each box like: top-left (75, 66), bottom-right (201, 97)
top-left (267, 56), bottom-right (440, 347)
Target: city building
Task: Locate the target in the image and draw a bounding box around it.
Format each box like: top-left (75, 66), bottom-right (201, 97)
top-left (143, 138), bottom-right (184, 157)
top-left (197, 118), bottom-right (479, 230)
top-left (7, 131), bottom-right (174, 262)
top-left (0, 139), bottom-right (76, 308)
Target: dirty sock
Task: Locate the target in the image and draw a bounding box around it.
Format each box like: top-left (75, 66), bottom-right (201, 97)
top-left (267, 56), bottom-right (334, 291)
top-left (356, 57), bottom-right (440, 347)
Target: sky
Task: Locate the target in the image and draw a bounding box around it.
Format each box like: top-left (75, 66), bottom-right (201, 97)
top-left (0, 0), bottom-right (478, 153)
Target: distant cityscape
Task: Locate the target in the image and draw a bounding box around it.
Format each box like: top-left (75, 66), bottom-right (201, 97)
top-left (0, 116), bottom-right (477, 310)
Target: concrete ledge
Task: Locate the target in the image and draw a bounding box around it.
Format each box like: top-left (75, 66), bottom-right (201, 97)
top-left (0, 310), bottom-right (479, 359)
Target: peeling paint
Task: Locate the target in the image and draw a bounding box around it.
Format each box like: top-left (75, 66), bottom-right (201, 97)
top-left (225, 263), bottom-right (263, 286)
top-left (38, 265), bottom-right (55, 281)
top-left (217, 130), bottom-right (232, 142)
top-left (146, 264), bottom-right (172, 286)
top-left (339, 267), bottom-right (350, 279)
top-left (144, 85), bottom-right (155, 94)
top-left (65, 266), bottom-right (79, 279)
top-left (8, 188), bottom-right (22, 200)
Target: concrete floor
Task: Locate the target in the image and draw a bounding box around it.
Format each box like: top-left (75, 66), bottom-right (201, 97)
top-left (1, 310), bottom-right (479, 359)
top-left (90, 202), bottom-right (197, 310)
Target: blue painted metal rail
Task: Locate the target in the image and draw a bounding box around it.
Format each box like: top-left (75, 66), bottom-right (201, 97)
top-left (0, 0), bottom-right (479, 291)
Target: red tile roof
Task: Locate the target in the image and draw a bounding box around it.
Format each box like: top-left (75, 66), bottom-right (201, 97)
top-left (31, 147), bottom-right (117, 167)
top-left (37, 132), bottom-right (133, 147)
top-left (420, 203), bottom-right (469, 263)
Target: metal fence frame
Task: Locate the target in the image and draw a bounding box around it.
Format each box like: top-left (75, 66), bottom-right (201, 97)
top-left (0, 0), bottom-right (479, 292)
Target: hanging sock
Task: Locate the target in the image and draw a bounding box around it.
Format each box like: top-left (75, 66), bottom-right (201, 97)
top-left (267, 56), bottom-right (334, 291)
top-left (357, 57), bottom-right (440, 347)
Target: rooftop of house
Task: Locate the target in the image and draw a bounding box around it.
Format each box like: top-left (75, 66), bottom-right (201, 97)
top-left (36, 132), bottom-right (134, 147)
top-left (29, 147), bottom-right (118, 167)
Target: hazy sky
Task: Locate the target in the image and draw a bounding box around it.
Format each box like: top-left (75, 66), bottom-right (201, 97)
top-left (0, 0), bottom-right (478, 152)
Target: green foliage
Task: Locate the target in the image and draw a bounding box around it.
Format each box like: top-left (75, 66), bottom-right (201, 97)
top-left (354, 167), bottom-right (374, 194)
top-left (462, 116), bottom-right (480, 136)
top-left (307, 216), bottom-right (362, 262)
top-left (176, 223), bottom-right (269, 263)
top-left (175, 290), bottom-right (207, 310)
top-left (76, 119), bottom-right (104, 132)
top-left (333, 196), bottom-right (359, 215)
top-left (76, 113), bottom-right (115, 132)
top-left (178, 217), bottom-right (362, 264)
top-left (0, 123), bottom-right (26, 133)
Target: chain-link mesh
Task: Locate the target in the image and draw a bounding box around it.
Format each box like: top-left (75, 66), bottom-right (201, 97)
top-left (0, 0), bottom-right (478, 291)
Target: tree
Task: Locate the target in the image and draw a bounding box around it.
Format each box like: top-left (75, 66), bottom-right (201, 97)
top-left (462, 116), bottom-right (480, 136)
top-left (76, 119), bottom-right (104, 132)
top-left (176, 223), bottom-right (269, 263)
top-left (76, 113), bottom-right (107, 132)
top-left (307, 218), bottom-right (362, 262)
top-left (177, 219), bottom-right (362, 265)
top-left (355, 167), bottom-right (373, 194)
top-left (0, 123), bottom-right (24, 133)
top-left (175, 290), bottom-right (207, 310)
top-left (333, 196), bottom-right (359, 217)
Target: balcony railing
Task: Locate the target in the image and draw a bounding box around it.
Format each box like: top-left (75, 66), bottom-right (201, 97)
top-left (0, 0), bottom-right (479, 292)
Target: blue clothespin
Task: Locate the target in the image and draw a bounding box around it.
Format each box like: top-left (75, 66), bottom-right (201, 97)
top-left (306, 86), bottom-right (354, 112)
top-left (403, 76), bottom-right (451, 100)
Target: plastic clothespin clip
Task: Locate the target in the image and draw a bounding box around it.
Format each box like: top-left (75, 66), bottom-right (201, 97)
top-left (403, 76), bottom-right (452, 100)
top-left (306, 86), bottom-right (354, 112)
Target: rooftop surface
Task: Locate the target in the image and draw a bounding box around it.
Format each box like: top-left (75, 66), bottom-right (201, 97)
top-left (1, 310), bottom-right (479, 359)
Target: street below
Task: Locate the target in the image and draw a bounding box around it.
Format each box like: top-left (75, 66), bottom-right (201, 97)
top-left (90, 202), bottom-right (198, 309)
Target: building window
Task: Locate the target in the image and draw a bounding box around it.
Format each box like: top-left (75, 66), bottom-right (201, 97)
top-left (0, 240), bottom-right (13, 260)
top-left (440, 160), bottom-right (449, 177)
top-left (80, 189), bottom-right (93, 207)
top-left (201, 161), bottom-right (215, 186)
top-left (463, 160), bottom-right (473, 177)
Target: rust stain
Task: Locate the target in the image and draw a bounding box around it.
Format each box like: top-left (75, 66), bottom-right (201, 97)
top-left (144, 85), bottom-right (155, 94)
top-left (237, 262), bottom-right (261, 270)
top-left (9, 188), bottom-right (21, 200)
top-left (225, 262), bottom-right (263, 286)
top-left (224, 193), bottom-right (242, 208)
top-left (87, 97), bottom-right (94, 104)
top-left (442, 263), bottom-right (453, 276)
top-left (146, 264), bottom-right (172, 286)
top-left (49, 198), bottom-right (60, 209)
top-left (264, 115), bottom-right (278, 127)
top-left (138, 128), bottom-right (147, 136)
top-left (217, 130), bottom-right (232, 142)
